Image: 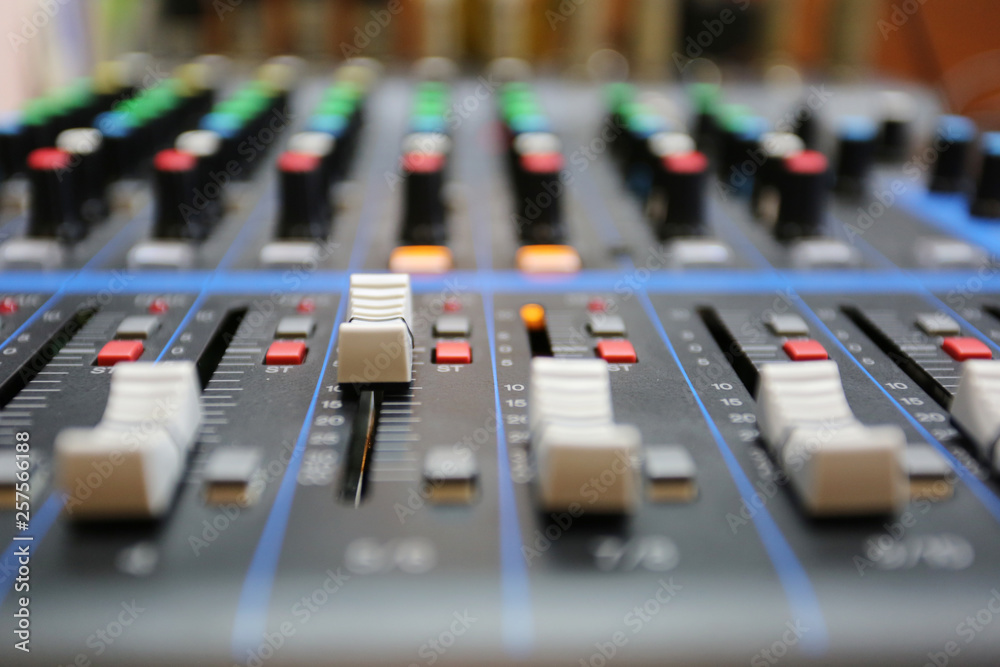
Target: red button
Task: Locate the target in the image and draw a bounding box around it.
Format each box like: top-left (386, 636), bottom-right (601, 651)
top-left (266, 341), bottom-right (307, 365)
top-left (785, 150), bottom-right (828, 175)
top-left (941, 337), bottom-right (992, 361)
top-left (0, 297), bottom-right (18, 314)
top-left (148, 298), bottom-right (169, 314)
top-left (435, 341), bottom-right (472, 364)
top-left (587, 297), bottom-right (607, 313)
top-left (443, 298), bottom-right (462, 313)
top-left (296, 298), bottom-right (316, 314)
top-left (783, 339), bottom-right (828, 361)
top-left (596, 339), bottom-right (637, 363)
top-left (97, 340), bottom-right (144, 366)
top-left (663, 151), bottom-right (708, 174)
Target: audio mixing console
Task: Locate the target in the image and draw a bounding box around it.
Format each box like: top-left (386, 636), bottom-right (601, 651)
top-left (2, 54), bottom-right (1000, 666)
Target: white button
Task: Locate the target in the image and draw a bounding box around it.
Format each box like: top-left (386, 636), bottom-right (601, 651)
top-left (789, 239), bottom-right (858, 268)
top-left (755, 360), bottom-right (907, 515)
top-left (259, 241), bottom-right (321, 267)
top-left (915, 312), bottom-right (961, 336)
top-left (666, 238), bottom-right (732, 268)
top-left (338, 274), bottom-right (413, 383)
top-left (951, 360), bottom-right (1000, 471)
top-left (530, 358), bottom-right (641, 513)
top-left (127, 241), bottom-right (196, 270)
top-left (288, 131), bottom-right (335, 158)
top-left (55, 361), bottom-right (202, 519)
top-left (765, 313), bottom-right (810, 337)
top-left (275, 316), bottom-right (315, 339)
top-left (57, 128), bottom-right (103, 155)
top-left (434, 314), bottom-right (470, 337)
top-left (116, 315), bottom-right (160, 339)
top-left (914, 237), bottom-right (987, 269)
top-left (176, 130), bottom-right (221, 157)
top-left (648, 132), bottom-right (695, 158)
top-left (588, 313), bottom-right (626, 337)
top-left (0, 238), bottom-right (66, 270)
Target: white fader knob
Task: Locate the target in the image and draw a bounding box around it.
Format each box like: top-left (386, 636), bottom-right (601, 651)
top-left (951, 360), bottom-right (1000, 472)
top-left (756, 361), bottom-right (907, 516)
top-left (338, 273), bottom-right (414, 384)
top-left (530, 358), bottom-right (641, 513)
top-left (55, 361), bottom-right (202, 519)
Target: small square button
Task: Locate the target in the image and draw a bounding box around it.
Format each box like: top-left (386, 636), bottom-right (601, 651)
top-left (435, 341), bottom-right (472, 364)
top-left (941, 337), bottom-right (992, 361)
top-left (782, 339), bottom-right (828, 361)
top-left (97, 340), bottom-right (144, 366)
top-left (275, 316), bottom-right (315, 339)
top-left (588, 313), bottom-right (626, 337)
top-left (916, 312), bottom-right (961, 336)
top-left (596, 339), bottom-right (637, 363)
top-left (265, 341), bottom-right (307, 365)
top-left (434, 315), bottom-right (471, 337)
top-left (116, 315), bottom-right (160, 339)
top-left (765, 313), bottom-right (810, 337)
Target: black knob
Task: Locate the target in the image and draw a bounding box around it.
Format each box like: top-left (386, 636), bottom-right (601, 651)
top-left (0, 115), bottom-right (27, 176)
top-left (287, 131), bottom-right (337, 192)
top-left (26, 148), bottom-right (84, 241)
top-left (775, 150), bottom-right (829, 241)
top-left (515, 152), bottom-right (566, 245)
top-left (971, 132), bottom-right (1000, 219)
top-left (655, 151), bottom-right (708, 239)
top-left (751, 132), bottom-right (804, 223)
top-left (95, 112), bottom-right (137, 180)
top-left (176, 130), bottom-right (227, 227)
top-left (400, 151), bottom-right (447, 245)
top-left (876, 91), bottom-right (914, 162)
top-left (929, 115), bottom-right (975, 193)
top-left (275, 151), bottom-right (330, 240)
top-left (57, 128), bottom-right (109, 225)
top-left (152, 149), bottom-right (209, 240)
top-left (718, 116), bottom-right (767, 194)
top-left (834, 117), bottom-right (877, 196)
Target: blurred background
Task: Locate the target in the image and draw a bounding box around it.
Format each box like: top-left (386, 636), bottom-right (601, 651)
top-left (2, 0), bottom-right (1000, 124)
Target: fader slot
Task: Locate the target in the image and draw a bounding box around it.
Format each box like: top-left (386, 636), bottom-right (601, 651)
top-left (0, 308), bottom-right (96, 408)
top-left (193, 306), bottom-right (249, 388)
top-left (841, 305), bottom-right (962, 408)
top-left (339, 389), bottom-right (382, 506)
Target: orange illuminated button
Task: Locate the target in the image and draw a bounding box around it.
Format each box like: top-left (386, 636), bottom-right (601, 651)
top-left (435, 341), bottom-right (472, 364)
top-left (389, 245), bottom-right (453, 274)
top-left (941, 337), bottom-right (992, 361)
top-left (515, 244), bottom-right (581, 274)
top-left (596, 339), bottom-right (637, 363)
top-left (97, 340), bottom-right (144, 366)
top-left (266, 341), bottom-right (307, 365)
top-left (782, 339), bottom-right (828, 361)
top-left (519, 303), bottom-right (546, 331)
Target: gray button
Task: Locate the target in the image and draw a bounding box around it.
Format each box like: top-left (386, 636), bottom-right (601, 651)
top-left (424, 446), bottom-right (478, 483)
top-left (588, 313), bottom-right (627, 337)
top-left (765, 313), bottom-right (810, 337)
top-left (915, 312), bottom-right (961, 336)
top-left (127, 240), bottom-right (196, 270)
top-left (667, 238), bottom-right (731, 267)
top-left (645, 446), bottom-right (697, 482)
top-left (905, 445), bottom-right (951, 479)
top-left (434, 314), bottom-right (470, 337)
top-left (116, 315), bottom-right (160, 339)
top-left (789, 238), bottom-right (858, 268)
top-left (203, 447), bottom-right (261, 484)
top-left (0, 451), bottom-right (20, 485)
top-left (276, 316), bottom-right (316, 339)
top-left (914, 237), bottom-right (988, 269)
